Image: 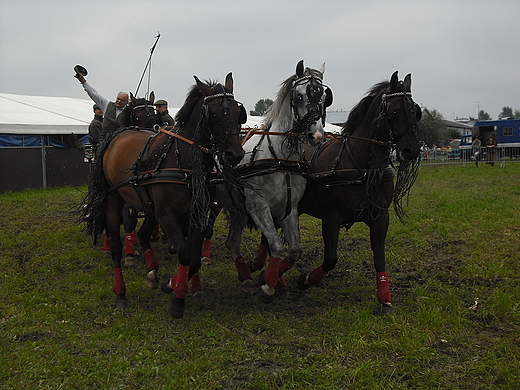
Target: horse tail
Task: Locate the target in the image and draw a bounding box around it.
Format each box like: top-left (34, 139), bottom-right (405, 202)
top-left (82, 161), bottom-right (108, 238)
top-left (79, 131), bottom-right (120, 237)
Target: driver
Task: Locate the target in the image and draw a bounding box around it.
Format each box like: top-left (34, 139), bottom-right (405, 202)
top-left (74, 69), bottom-right (129, 138)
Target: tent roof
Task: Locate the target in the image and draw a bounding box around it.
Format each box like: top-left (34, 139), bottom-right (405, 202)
top-left (0, 92), bottom-right (94, 134)
top-left (0, 92), bottom-right (341, 135)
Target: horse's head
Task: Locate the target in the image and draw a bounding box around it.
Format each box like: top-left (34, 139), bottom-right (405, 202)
top-left (290, 60), bottom-right (333, 146)
top-left (193, 73), bottom-right (246, 166)
top-left (128, 92), bottom-right (159, 129)
top-left (377, 71), bottom-right (422, 162)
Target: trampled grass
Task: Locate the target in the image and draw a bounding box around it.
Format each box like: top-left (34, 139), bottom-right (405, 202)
top-left (0, 163), bottom-right (519, 389)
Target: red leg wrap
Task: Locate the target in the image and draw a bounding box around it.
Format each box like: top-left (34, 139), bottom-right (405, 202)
top-left (235, 256), bottom-right (252, 282)
top-left (112, 267), bottom-right (126, 296)
top-left (173, 265), bottom-right (190, 299)
top-left (144, 247), bottom-right (159, 271)
top-left (307, 265), bottom-right (327, 286)
top-left (264, 257), bottom-right (280, 287)
top-left (190, 272), bottom-right (203, 295)
top-left (276, 275), bottom-right (287, 289)
top-left (376, 272), bottom-right (392, 303)
top-left (201, 239), bottom-right (212, 259)
top-left (125, 233), bottom-right (136, 255)
top-left (151, 225), bottom-right (160, 240)
top-left (130, 231), bottom-right (139, 245)
top-left (252, 243), bottom-right (269, 270)
top-left (103, 235), bottom-right (111, 253)
top-left (278, 258), bottom-right (293, 276)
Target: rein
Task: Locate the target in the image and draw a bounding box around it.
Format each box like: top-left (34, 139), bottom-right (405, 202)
top-left (158, 126), bottom-right (212, 154)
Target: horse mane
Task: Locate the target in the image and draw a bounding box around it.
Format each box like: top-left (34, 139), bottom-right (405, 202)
top-left (342, 80), bottom-right (390, 135)
top-left (264, 67), bottom-right (324, 130)
top-left (175, 80), bottom-right (221, 126)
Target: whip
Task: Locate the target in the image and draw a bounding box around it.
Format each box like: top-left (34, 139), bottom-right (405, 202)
top-left (135, 32), bottom-right (161, 98)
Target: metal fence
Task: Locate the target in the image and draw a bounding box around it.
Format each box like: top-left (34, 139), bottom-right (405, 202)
top-left (420, 146), bottom-right (520, 166)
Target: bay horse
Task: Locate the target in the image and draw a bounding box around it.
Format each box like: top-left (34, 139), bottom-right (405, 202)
top-left (219, 60), bottom-right (333, 303)
top-left (83, 74), bottom-right (246, 318)
top-left (95, 91), bottom-right (159, 263)
top-left (298, 71), bottom-right (422, 315)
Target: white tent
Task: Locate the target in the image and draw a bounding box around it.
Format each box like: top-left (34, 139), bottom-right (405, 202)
top-left (0, 92), bottom-right (93, 134)
top-left (0, 92), bottom-right (341, 135)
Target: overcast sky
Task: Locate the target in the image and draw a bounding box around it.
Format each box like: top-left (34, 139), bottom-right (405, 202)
top-left (1, 0), bottom-right (519, 121)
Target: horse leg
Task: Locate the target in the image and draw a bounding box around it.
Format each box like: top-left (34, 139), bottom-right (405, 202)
top-left (157, 209), bottom-right (191, 319)
top-left (106, 194), bottom-right (128, 308)
top-left (225, 215), bottom-right (254, 294)
top-left (202, 202), bottom-right (221, 261)
top-left (123, 204), bottom-right (139, 266)
top-left (248, 233), bottom-right (270, 273)
top-left (276, 212), bottom-right (303, 292)
top-left (138, 215), bottom-right (160, 289)
top-left (247, 202), bottom-right (285, 303)
top-left (369, 214), bottom-right (395, 315)
top-left (298, 216), bottom-right (340, 290)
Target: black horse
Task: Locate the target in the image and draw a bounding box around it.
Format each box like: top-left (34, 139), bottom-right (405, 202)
top-left (298, 71), bottom-right (422, 315)
top-left (83, 74), bottom-right (246, 318)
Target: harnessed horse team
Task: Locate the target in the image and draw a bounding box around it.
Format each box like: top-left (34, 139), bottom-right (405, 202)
top-left (83, 61), bottom-right (421, 318)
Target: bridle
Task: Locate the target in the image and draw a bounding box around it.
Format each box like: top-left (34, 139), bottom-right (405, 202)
top-left (290, 73), bottom-right (330, 133)
top-left (131, 102), bottom-right (156, 128)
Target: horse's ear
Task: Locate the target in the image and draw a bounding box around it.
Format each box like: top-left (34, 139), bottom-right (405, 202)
top-left (149, 91), bottom-right (155, 105)
top-left (390, 71), bottom-right (399, 90)
top-left (296, 60), bottom-right (304, 77)
top-left (225, 72), bottom-right (234, 93)
top-left (320, 62), bottom-right (326, 75)
top-left (130, 92), bottom-right (138, 106)
top-left (238, 102), bottom-right (247, 124)
top-left (403, 74), bottom-right (412, 92)
top-left (194, 75), bottom-right (213, 96)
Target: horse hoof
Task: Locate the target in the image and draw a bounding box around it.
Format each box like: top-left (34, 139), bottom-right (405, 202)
top-left (241, 279), bottom-right (255, 295)
top-left (257, 284), bottom-right (275, 304)
top-left (380, 302), bottom-right (395, 316)
top-left (114, 295), bottom-right (128, 309)
top-left (168, 297), bottom-right (185, 319)
top-left (161, 277), bottom-right (173, 293)
top-left (257, 271), bottom-right (275, 304)
top-left (297, 274), bottom-right (311, 290)
top-left (124, 254), bottom-right (137, 267)
top-left (276, 276), bottom-right (288, 295)
top-left (145, 270), bottom-right (159, 289)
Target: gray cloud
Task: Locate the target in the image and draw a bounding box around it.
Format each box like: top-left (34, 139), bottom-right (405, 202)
top-left (1, 0), bottom-right (519, 120)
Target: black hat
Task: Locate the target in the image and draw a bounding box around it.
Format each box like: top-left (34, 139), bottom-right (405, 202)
top-left (93, 104), bottom-right (101, 110)
top-left (74, 65), bottom-right (88, 76)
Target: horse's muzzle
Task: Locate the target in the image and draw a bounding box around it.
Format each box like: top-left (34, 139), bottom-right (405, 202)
top-left (223, 149), bottom-right (245, 166)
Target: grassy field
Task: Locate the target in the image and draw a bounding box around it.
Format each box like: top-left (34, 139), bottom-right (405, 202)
top-left (0, 163), bottom-right (519, 389)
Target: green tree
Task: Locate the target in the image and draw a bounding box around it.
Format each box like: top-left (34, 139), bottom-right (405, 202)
top-left (417, 108), bottom-right (445, 147)
top-left (514, 109), bottom-right (520, 119)
top-left (250, 98), bottom-right (273, 116)
top-left (478, 110), bottom-right (491, 120)
top-left (499, 106), bottom-right (514, 119)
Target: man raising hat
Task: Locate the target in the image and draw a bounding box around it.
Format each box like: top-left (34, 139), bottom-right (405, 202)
top-left (74, 70), bottom-right (128, 137)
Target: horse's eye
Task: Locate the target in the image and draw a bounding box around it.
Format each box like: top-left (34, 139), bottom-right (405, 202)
top-left (298, 94), bottom-right (303, 101)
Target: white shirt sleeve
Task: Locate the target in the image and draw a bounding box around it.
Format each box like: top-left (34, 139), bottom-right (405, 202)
top-left (82, 81), bottom-right (110, 112)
